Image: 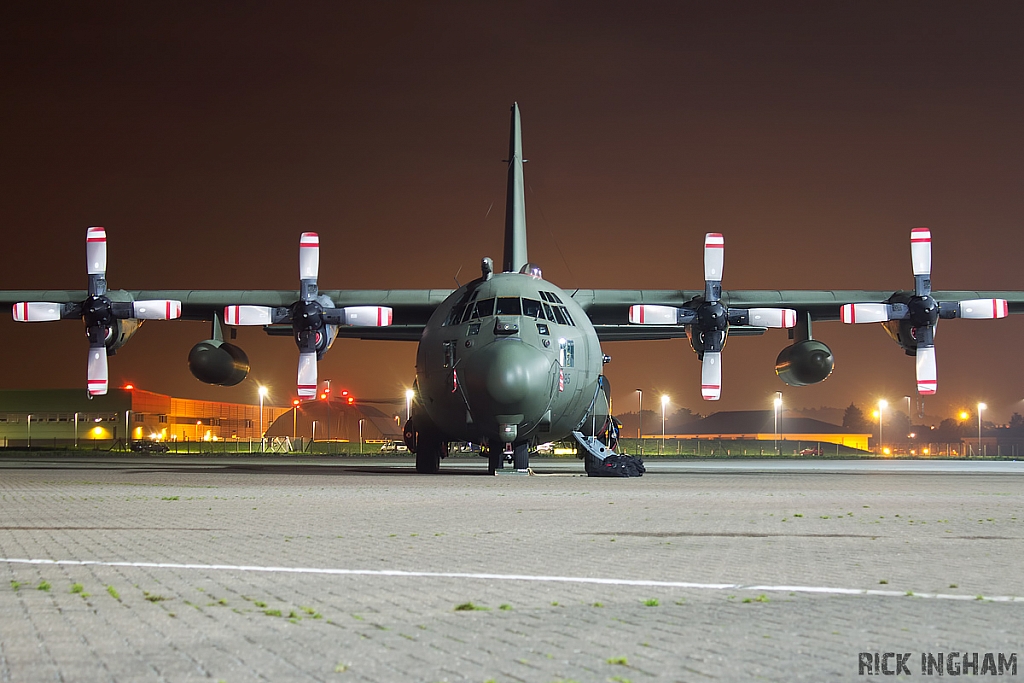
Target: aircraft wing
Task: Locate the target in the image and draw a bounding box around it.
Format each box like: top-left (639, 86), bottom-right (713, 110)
top-left (573, 289), bottom-right (1024, 342)
top-left (1, 289), bottom-right (450, 340)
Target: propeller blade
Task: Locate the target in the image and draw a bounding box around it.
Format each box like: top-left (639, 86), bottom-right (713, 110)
top-left (224, 305), bottom-right (274, 326)
top-left (132, 300), bottom-right (182, 320)
top-left (915, 345), bottom-right (937, 395)
top-left (86, 227), bottom-right (108, 298)
top-left (299, 232), bottom-right (319, 302)
top-left (297, 351), bottom-right (318, 399)
top-left (703, 232), bottom-right (724, 293)
top-left (343, 306), bottom-right (393, 326)
top-left (911, 227), bottom-right (931, 297)
top-left (87, 345), bottom-right (108, 396)
top-left (86, 227), bottom-right (107, 276)
top-left (840, 303), bottom-right (890, 324)
top-left (746, 308), bottom-right (797, 328)
top-left (700, 351), bottom-right (722, 401)
top-left (628, 304), bottom-right (679, 325)
top-left (12, 302), bottom-right (61, 322)
top-left (957, 298), bottom-right (1009, 319)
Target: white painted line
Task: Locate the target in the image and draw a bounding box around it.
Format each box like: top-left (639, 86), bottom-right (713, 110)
top-left (2, 557), bottom-right (1020, 602)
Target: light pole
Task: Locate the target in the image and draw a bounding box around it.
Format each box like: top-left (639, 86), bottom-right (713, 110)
top-left (292, 399), bottom-right (300, 439)
top-left (636, 389), bottom-right (643, 453)
top-left (324, 379), bottom-right (331, 444)
top-left (74, 412), bottom-right (79, 448)
top-left (878, 399), bottom-right (888, 454)
top-left (661, 395), bottom-right (669, 455)
top-left (773, 392), bottom-right (782, 455)
top-left (258, 385), bottom-right (268, 451)
top-left (359, 418), bottom-right (365, 454)
top-left (978, 402), bottom-right (986, 457)
top-left (27, 414), bottom-right (32, 449)
top-left (406, 388), bottom-right (414, 423)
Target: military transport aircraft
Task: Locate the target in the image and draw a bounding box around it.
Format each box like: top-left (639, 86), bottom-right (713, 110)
top-left (5, 103), bottom-right (1024, 473)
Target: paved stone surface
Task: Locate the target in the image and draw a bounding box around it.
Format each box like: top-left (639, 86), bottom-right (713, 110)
top-left (0, 456), bottom-right (1022, 681)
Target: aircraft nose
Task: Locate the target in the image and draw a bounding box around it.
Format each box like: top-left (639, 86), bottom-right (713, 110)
top-left (462, 339), bottom-right (553, 419)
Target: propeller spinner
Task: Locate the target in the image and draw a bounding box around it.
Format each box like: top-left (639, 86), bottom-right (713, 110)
top-left (629, 233), bottom-right (797, 400)
top-left (840, 227), bottom-right (1008, 395)
top-left (12, 227), bottom-right (182, 396)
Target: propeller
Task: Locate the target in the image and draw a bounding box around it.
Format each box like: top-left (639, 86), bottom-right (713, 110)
top-left (628, 233), bottom-right (797, 400)
top-left (224, 232), bottom-right (393, 399)
top-left (840, 227), bottom-right (1008, 395)
top-left (12, 227), bottom-right (182, 396)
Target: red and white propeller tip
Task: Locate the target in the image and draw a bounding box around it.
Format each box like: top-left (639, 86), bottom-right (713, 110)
top-left (87, 346), bottom-right (108, 397)
top-left (132, 300), bottom-right (182, 320)
top-left (959, 299), bottom-right (1009, 319)
top-left (299, 232), bottom-right (319, 281)
top-left (297, 351), bottom-right (317, 399)
top-left (86, 226), bottom-right (107, 276)
top-left (701, 352), bottom-right (722, 401)
top-left (915, 346), bottom-right (937, 396)
top-left (12, 302), bottom-right (61, 322)
top-left (704, 232), bottom-right (724, 282)
top-left (910, 227), bottom-right (931, 277)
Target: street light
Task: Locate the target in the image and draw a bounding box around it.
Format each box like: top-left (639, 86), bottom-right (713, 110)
top-left (660, 395), bottom-right (669, 455)
top-left (773, 392), bottom-right (782, 455)
top-left (359, 418), bottom-right (365, 454)
top-left (405, 388), bottom-right (414, 422)
top-left (978, 402), bottom-right (987, 457)
top-left (636, 389), bottom-right (643, 454)
top-left (258, 385), bottom-right (268, 452)
top-left (292, 399), bottom-right (300, 439)
top-left (877, 399), bottom-right (888, 454)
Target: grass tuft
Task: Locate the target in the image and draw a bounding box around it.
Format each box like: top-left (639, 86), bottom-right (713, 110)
top-left (37, 580), bottom-right (51, 591)
top-left (454, 601), bottom-right (489, 611)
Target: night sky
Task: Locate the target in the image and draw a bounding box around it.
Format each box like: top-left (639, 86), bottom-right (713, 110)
top-left (3, 2), bottom-right (1024, 422)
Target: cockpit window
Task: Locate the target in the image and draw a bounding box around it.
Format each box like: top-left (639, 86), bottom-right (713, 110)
top-left (550, 305), bottom-right (569, 326)
top-left (522, 298), bottom-right (544, 319)
top-left (541, 291), bottom-right (563, 304)
top-left (474, 298), bottom-right (495, 319)
top-left (495, 297), bottom-right (522, 316)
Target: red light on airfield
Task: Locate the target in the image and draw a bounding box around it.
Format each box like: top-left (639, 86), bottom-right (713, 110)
top-left (347, 396), bottom-right (355, 405)
top-left (320, 393), bottom-right (327, 400)
top-left (292, 399), bottom-right (300, 406)
top-left (123, 384), bottom-right (134, 390)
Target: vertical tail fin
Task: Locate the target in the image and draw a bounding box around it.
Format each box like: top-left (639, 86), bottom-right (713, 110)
top-left (502, 102), bottom-right (528, 273)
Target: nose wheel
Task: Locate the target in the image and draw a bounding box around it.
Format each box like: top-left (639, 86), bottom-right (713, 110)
top-left (487, 442), bottom-right (530, 474)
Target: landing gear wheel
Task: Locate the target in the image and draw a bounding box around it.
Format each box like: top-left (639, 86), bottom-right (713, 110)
top-left (512, 442), bottom-right (529, 471)
top-left (413, 438), bottom-right (446, 475)
top-left (415, 439), bottom-right (444, 474)
top-left (487, 447), bottom-right (503, 475)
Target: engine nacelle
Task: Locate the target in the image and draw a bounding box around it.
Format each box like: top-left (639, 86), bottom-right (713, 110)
top-left (775, 340), bottom-right (834, 386)
top-left (882, 319), bottom-right (920, 356)
top-left (188, 340), bottom-right (250, 386)
top-left (101, 318), bottom-right (142, 354)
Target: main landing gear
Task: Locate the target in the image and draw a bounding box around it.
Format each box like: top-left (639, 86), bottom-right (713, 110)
top-left (404, 415), bottom-right (447, 475)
